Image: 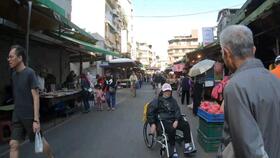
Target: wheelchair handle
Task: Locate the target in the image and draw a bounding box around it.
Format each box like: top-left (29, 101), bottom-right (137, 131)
top-left (157, 115), bottom-right (162, 120)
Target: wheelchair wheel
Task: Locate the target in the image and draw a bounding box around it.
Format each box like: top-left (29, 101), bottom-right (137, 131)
top-left (143, 121), bottom-right (155, 148)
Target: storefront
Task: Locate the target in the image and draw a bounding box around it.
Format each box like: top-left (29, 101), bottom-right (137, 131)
top-left (0, 0), bottom-right (121, 120)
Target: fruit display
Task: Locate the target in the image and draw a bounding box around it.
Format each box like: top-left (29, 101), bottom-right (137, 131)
top-left (200, 101), bottom-right (224, 114)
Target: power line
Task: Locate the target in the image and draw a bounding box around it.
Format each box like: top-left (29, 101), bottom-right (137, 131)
top-left (133, 3), bottom-right (243, 18)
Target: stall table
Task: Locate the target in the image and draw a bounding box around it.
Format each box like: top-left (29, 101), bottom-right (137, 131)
top-left (0, 104), bottom-right (14, 120)
top-left (40, 89), bottom-right (82, 118)
top-left (40, 90), bottom-right (82, 107)
top-left (117, 79), bottom-right (131, 88)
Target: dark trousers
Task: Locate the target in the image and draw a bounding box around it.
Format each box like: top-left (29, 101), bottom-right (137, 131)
top-left (106, 92), bottom-right (116, 108)
top-left (193, 83), bottom-right (203, 115)
top-left (162, 119), bottom-right (191, 147)
top-left (139, 80), bottom-right (142, 88)
top-left (82, 91), bottom-right (90, 111)
top-left (181, 90), bottom-right (190, 105)
top-left (83, 97), bottom-right (90, 111)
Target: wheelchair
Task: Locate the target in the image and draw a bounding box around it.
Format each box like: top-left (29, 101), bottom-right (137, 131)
top-left (143, 115), bottom-right (197, 157)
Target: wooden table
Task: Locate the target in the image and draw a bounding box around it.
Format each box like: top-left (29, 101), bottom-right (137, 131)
top-left (0, 104), bottom-right (14, 120)
top-left (40, 90), bottom-right (82, 120)
top-left (40, 90), bottom-right (82, 108)
top-left (117, 79), bottom-right (130, 88)
top-left (0, 104), bottom-right (14, 111)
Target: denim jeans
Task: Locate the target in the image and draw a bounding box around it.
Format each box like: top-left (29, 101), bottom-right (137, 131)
top-left (83, 97), bottom-right (90, 111)
top-left (82, 90), bottom-right (90, 111)
top-left (106, 92), bottom-right (116, 108)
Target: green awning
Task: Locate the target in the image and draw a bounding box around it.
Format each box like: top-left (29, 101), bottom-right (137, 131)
top-left (240, 0), bottom-right (280, 25)
top-left (33, 0), bottom-right (65, 17)
top-left (229, 0), bottom-right (280, 26)
top-left (60, 35), bottom-right (121, 57)
top-left (32, 0), bottom-right (97, 43)
top-left (0, 0), bottom-right (97, 44)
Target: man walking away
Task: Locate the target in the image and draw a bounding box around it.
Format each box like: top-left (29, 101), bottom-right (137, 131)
top-left (181, 74), bottom-right (191, 105)
top-left (7, 45), bottom-right (54, 158)
top-left (192, 75), bottom-right (204, 116)
top-left (271, 55), bottom-right (280, 79)
top-left (220, 25), bottom-right (280, 158)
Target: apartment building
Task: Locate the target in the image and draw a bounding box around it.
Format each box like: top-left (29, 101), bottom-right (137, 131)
top-left (72, 0), bottom-right (122, 53)
top-left (168, 30), bottom-right (199, 64)
top-left (136, 42), bottom-right (155, 68)
top-left (118, 0), bottom-right (134, 58)
top-left (217, 8), bottom-right (239, 36)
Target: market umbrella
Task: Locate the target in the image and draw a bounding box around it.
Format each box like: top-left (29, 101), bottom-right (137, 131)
top-left (188, 59), bottom-right (215, 77)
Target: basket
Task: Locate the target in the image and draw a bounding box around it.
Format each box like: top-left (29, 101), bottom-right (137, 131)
top-left (197, 129), bottom-right (221, 152)
top-left (197, 108), bottom-right (224, 123)
top-left (199, 118), bottom-right (223, 138)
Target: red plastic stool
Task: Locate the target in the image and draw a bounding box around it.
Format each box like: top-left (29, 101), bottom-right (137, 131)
top-left (0, 120), bottom-right (12, 142)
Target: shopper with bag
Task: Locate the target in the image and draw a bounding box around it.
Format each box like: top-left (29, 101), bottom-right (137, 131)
top-left (7, 45), bottom-right (54, 158)
top-left (80, 73), bottom-right (91, 113)
top-left (180, 73), bottom-right (191, 105)
top-left (220, 25), bottom-right (280, 158)
top-left (104, 74), bottom-right (117, 111)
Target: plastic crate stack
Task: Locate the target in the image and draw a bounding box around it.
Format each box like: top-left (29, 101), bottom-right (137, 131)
top-left (197, 108), bottom-right (224, 152)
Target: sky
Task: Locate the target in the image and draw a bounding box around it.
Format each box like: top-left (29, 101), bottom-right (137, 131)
top-left (132, 0), bottom-right (247, 59)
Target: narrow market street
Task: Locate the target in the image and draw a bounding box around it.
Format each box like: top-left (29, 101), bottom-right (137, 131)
top-left (0, 84), bottom-right (217, 158)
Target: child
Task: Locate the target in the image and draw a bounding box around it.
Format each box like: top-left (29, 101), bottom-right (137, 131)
top-left (94, 84), bottom-right (105, 111)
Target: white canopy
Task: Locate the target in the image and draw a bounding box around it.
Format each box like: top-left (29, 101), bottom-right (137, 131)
top-left (188, 59), bottom-right (215, 77)
top-left (109, 58), bottom-right (135, 64)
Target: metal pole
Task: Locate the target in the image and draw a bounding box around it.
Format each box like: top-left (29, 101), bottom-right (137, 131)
top-left (26, 1), bottom-right (32, 66)
top-left (276, 38), bottom-right (279, 56)
top-left (80, 52), bottom-right (83, 75)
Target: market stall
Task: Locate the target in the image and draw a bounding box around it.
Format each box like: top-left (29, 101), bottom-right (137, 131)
top-left (40, 89), bottom-right (82, 118)
top-left (187, 59), bottom-right (226, 152)
top-left (40, 89), bottom-right (82, 107)
top-left (103, 58), bottom-right (140, 88)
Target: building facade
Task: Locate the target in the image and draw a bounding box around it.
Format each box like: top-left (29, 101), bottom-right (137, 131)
top-left (136, 42), bottom-right (155, 68)
top-left (72, 0), bottom-right (122, 54)
top-left (168, 30), bottom-right (199, 64)
top-left (217, 9), bottom-right (239, 36)
top-left (159, 58), bottom-right (169, 71)
top-left (118, 0), bottom-right (134, 58)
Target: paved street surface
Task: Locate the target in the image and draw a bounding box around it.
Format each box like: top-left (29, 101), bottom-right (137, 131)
top-left (0, 84), bottom-right (217, 158)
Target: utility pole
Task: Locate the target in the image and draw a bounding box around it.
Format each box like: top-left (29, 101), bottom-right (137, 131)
top-left (26, 1), bottom-right (32, 66)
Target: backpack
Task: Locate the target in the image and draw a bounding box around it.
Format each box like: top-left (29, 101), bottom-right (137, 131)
top-left (143, 102), bottom-right (150, 122)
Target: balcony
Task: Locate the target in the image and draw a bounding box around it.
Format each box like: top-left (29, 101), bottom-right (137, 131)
top-left (106, 0), bottom-right (118, 9)
top-left (105, 20), bottom-right (118, 33)
top-left (105, 28), bottom-right (116, 45)
top-left (112, 9), bottom-right (120, 17)
top-left (168, 45), bottom-right (198, 50)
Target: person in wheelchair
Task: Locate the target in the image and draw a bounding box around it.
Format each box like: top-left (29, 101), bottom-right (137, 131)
top-left (147, 83), bottom-right (194, 158)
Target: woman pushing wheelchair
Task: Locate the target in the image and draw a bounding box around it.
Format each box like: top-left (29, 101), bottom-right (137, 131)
top-left (147, 83), bottom-right (195, 158)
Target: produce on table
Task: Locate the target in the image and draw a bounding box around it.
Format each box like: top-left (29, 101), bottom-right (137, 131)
top-left (200, 101), bottom-right (224, 114)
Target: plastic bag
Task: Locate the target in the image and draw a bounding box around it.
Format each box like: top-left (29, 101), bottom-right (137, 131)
top-left (35, 132), bottom-right (43, 153)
